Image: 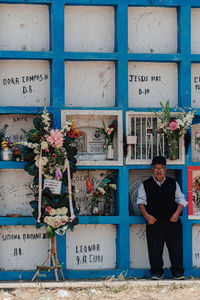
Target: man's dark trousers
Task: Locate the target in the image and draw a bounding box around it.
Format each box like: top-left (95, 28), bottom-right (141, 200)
top-left (146, 219), bottom-right (184, 276)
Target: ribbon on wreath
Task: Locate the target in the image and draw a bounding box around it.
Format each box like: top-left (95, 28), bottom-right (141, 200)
top-left (37, 147), bottom-right (43, 223)
top-left (37, 151), bottom-right (75, 223)
top-left (65, 158), bottom-right (75, 221)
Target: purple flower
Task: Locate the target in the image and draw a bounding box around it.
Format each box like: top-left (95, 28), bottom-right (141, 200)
top-left (55, 168), bottom-right (62, 180)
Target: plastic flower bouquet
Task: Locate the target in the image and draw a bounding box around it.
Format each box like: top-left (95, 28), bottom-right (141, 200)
top-left (101, 120), bottom-right (117, 150)
top-left (153, 100), bottom-right (195, 160)
top-left (85, 175), bottom-right (104, 215)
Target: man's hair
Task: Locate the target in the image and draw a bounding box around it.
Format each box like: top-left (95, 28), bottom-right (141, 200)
top-left (151, 156), bottom-right (166, 166)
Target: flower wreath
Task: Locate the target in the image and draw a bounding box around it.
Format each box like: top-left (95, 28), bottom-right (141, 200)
top-left (21, 105), bottom-right (83, 238)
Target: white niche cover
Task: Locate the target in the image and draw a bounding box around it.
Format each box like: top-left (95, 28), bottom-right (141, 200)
top-left (61, 110), bottom-right (123, 166)
top-left (0, 226), bottom-right (48, 270)
top-left (0, 114), bottom-right (35, 143)
top-left (0, 4), bottom-right (49, 51)
top-left (126, 111), bottom-right (185, 165)
top-left (65, 6), bottom-right (114, 53)
top-left (128, 62), bottom-right (178, 108)
top-left (130, 224), bottom-right (170, 269)
top-left (128, 7), bottom-right (177, 54)
top-left (191, 64), bottom-right (200, 108)
top-left (0, 60), bottom-right (50, 106)
top-left (65, 61), bottom-right (115, 107)
top-left (66, 224), bottom-right (116, 270)
top-left (192, 224), bottom-right (200, 268)
top-left (0, 170), bottom-right (33, 216)
top-left (191, 9), bottom-right (200, 54)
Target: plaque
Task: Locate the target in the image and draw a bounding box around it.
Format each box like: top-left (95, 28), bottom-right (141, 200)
top-left (43, 179), bottom-right (62, 195)
top-left (74, 127), bottom-right (106, 161)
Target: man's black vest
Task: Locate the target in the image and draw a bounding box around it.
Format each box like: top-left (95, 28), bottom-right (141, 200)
top-left (143, 176), bottom-right (177, 220)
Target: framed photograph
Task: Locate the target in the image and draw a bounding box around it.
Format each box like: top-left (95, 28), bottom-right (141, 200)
top-left (188, 166), bottom-right (200, 219)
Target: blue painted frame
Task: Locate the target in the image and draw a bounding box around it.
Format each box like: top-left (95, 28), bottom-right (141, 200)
top-left (0, 0), bottom-right (200, 280)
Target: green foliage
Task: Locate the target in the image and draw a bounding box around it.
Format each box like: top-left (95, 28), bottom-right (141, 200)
top-left (23, 151), bottom-right (35, 162)
top-left (27, 163), bottom-right (38, 176)
top-left (46, 225), bottom-right (55, 239)
top-left (27, 129), bottom-right (42, 143)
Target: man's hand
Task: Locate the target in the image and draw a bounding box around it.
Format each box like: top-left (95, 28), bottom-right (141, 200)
top-left (170, 212), bottom-right (179, 222)
top-left (145, 213), bottom-right (157, 225)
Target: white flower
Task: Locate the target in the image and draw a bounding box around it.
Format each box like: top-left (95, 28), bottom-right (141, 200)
top-left (62, 121), bottom-right (72, 132)
top-left (34, 147), bottom-right (40, 154)
top-left (41, 141), bottom-right (48, 150)
top-left (55, 215), bottom-right (62, 222)
top-left (28, 142), bottom-right (35, 149)
top-left (56, 208), bottom-right (62, 215)
top-left (61, 207), bottom-right (68, 215)
top-left (62, 215), bottom-right (69, 222)
top-left (97, 187), bottom-right (105, 194)
top-left (109, 184), bottom-right (117, 190)
top-left (49, 209), bottom-right (56, 216)
top-left (44, 216), bottom-right (48, 223)
top-left (176, 119), bottom-right (184, 128)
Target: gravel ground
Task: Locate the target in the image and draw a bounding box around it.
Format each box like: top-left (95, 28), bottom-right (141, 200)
top-left (1, 279), bottom-right (200, 300)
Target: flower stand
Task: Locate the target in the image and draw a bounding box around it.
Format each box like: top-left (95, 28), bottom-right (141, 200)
top-left (32, 235), bottom-right (65, 282)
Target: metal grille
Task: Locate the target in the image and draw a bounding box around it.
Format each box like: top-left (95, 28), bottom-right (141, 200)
top-left (130, 115), bottom-right (178, 161)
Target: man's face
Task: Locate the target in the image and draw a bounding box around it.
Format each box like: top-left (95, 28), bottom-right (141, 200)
top-left (152, 163), bottom-right (166, 182)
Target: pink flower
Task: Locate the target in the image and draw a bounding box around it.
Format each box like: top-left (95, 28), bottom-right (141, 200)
top-left (169, 120), bottom-right (177, 131)
top-left (52, 153), bottom-right (56, 159)
top-left (45, 206), bottom-right (52, 213)
top-left (46, 129), bottom-right (64, 148)
top-left (61, 219), bottom-right (66, 224)
top-left (54, 222), bottom-right (59, 227)
top-left (55, 168), bottom-right (63, 180)
top-left (45, 149), bottom-right (50, 153)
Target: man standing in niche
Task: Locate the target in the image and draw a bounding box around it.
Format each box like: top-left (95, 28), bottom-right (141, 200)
top-left (137, 156), bottom-right (187, 280)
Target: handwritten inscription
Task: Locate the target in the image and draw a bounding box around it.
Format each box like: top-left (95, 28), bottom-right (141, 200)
top-left (13, 248), bottom-right (23, 257)
top-left (2, 232), bottom-right (46, 242)
top-left (193, 77), bottom-right (200, 90)
top-left (2, 73), bottom-right (49, 94)
top-left (75, 243), bottom-right (103, 265)
top-left (129, 74), bottom-right (162, 95)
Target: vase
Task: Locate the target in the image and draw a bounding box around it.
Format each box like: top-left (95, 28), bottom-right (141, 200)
top-left (106, 145), bottom-right (114, 160)
top-left (92, 206), bottom-right (99, 216)
top-left (0, 148), bottom-right (13, 161)
top-left (167, 136), bottom-right (179, 160)
top-left (104, 202), bottom-right (110, 216)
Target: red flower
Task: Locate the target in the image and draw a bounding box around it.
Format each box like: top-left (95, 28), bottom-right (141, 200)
top-left (86, 175), bottom-right (93, 192)
top-left (45, 206), bottom-right (52, 213)
top-left (52, 153), bottom-right (56, 159)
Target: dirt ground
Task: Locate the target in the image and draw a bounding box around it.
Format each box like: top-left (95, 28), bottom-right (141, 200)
top-left (1, 280), bottom-right (200, 300)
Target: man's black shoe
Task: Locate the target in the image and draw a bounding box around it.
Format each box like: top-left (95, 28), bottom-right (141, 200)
top-left (151, 274), bottom-right (163, 280)
top-left (173, 274), bottom-right (185, 280)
